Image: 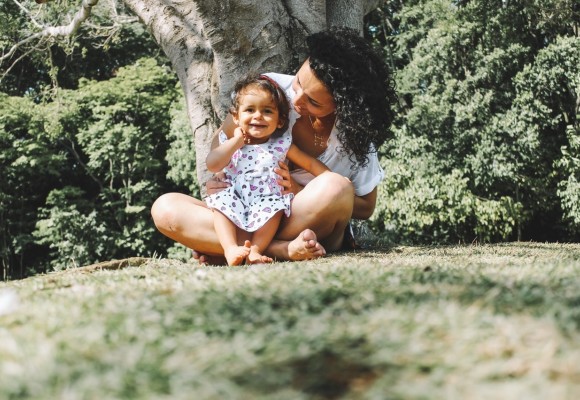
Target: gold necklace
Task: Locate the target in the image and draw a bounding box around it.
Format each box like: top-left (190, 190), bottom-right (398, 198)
top-left (308, 115), bottom-right (326, 148)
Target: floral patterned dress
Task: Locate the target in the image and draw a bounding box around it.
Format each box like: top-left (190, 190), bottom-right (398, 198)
top-left (205, 130), bottom-right (294, 232)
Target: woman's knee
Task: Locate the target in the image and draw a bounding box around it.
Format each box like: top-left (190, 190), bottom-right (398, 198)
top-left (299, 172), bottom-right (354, 217)
top-left (151, 193), bottom-right (181, 230)
top-left (315, 172), bottom-right (354, 203)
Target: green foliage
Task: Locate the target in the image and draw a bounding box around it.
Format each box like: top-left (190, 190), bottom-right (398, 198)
top-left (34, 187), bottom-right (114, 269)
top-left (371, 0), bottom-right (580, 243)
top-left (1, 0), bottom-right (185, 278)
top-left (373, 132), bottom-right (520, 243)
top-left (1, 0), bottom-right (201, 277)
top-left (0, 93), bottom-right (67, 279)
top-left (1, 57), bottom-right (190, 277)
top-left (506, 37), bottom-right (580, 234)
top-left (556, 75), bottom-right (580, 231)
top-left (165, 97), bottom-right (200, 197)
top-left (31, 58), bottom-right (180, 271)
top-left (0, 0), bottom-right (163, 96)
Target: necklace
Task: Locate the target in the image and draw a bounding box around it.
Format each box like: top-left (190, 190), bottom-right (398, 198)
top-left (308, 115), bottom-right (326, 148)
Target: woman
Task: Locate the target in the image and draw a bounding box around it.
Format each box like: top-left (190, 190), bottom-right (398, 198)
top-left (151, 27), bottom-right (397, 263)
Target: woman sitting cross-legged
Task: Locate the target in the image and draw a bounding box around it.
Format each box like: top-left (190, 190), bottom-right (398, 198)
top-left (151, 27), bottom-right (398, 264)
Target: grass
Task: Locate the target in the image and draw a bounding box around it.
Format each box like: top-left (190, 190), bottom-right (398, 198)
top-left (1, 243), bottom-right (580, 399)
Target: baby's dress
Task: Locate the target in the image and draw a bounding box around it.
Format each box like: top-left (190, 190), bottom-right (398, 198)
top-left (206, 130), bottom-right (294, 232)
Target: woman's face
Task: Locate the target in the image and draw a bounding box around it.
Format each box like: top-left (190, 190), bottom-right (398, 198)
top-left (291, 60), bottom-right (336, 118)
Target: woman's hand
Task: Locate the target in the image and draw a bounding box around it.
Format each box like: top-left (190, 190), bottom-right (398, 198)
top-left (275, 160), bottom-right (302, 195)
top-left (205, 172), bottom-right (230, 196)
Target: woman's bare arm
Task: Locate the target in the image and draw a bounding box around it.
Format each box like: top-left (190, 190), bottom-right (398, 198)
top-left (286, 143), bottom-right (330, 177)
top-left (352, 187), bottom-right (378, 220)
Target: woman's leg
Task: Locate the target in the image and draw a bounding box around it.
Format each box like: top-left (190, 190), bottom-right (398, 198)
top-left (150, 192), bottom-right (325, 263)
top-left (151, 193), bottom-right (224, 256)
top-left (266, 172), bottom-right (354, 260)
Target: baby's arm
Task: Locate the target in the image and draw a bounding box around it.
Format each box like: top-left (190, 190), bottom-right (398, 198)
top-left (206, 127), bottom-right (245, 173)
top-left (286, 144), bottom-right (330, 176)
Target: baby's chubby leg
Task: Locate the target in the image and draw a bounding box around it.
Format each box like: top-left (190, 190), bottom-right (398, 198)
top-left (248, 211), bottom-right (283, 264)
top-left (212, 210), bottom-right (251, 266)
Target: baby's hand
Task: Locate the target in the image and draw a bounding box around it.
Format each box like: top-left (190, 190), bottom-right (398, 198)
top-left (234, 127), bottom-right (253, 144)
top-left (233, 127), bottom-right (244, 139)
top-left (230, 127), bottom-right (248, 148)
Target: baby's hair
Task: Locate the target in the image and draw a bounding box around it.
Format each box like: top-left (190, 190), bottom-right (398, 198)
top-left (230, 74), bottom-right (290, 136)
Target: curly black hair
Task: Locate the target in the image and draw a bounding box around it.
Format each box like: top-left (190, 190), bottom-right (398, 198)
top-left (230, 73), bottom-right (290, 137)
top-left (306, 27), bottom-right (397, 166)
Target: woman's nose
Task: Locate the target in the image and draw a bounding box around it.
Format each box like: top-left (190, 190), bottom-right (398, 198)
top-left (293, 91), bottom-right (305, 108)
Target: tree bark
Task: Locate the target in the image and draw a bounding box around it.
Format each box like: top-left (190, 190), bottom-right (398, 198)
top-left (327, 0), bottom-right (381, 32)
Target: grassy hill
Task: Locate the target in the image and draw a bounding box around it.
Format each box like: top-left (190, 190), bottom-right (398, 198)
top-left (1, 243), bottom-right (580, 399)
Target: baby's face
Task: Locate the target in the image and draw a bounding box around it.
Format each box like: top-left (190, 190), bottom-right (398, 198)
top-left (234, 88), bottom-right (282, 141)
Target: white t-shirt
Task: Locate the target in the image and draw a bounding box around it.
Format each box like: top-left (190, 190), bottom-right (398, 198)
top-left (265, 72), bottom-right (385, 197)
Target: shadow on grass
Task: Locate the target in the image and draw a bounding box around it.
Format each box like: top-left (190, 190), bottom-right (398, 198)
top-left (234, 350), bottom-right (383, 399)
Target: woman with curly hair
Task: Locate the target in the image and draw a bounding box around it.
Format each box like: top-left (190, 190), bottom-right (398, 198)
top-left (151, 26), bottom-right (397, 263)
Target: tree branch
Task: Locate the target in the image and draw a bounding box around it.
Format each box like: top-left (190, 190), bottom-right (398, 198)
top-left (1, 0), bottom-right (100, 65)
top-left (40, 0), bottom-right (100, 36)
top-left (12, 0), bottom-right (43, 29)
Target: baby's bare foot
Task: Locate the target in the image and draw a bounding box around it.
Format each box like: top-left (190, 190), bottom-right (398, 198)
top-left (248, 251), bottom-right (273, 264)
top-left (287, 229), bottom-right (326, 261)
top-left (224, 245), bottom-right (251, 266)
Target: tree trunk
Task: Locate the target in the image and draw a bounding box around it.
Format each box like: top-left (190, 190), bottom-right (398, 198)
top-left (124, 0), bottom-right (380, 194)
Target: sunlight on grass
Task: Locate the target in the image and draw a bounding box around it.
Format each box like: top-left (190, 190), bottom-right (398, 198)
top-left (1, 243), bottom-right (580, 399)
